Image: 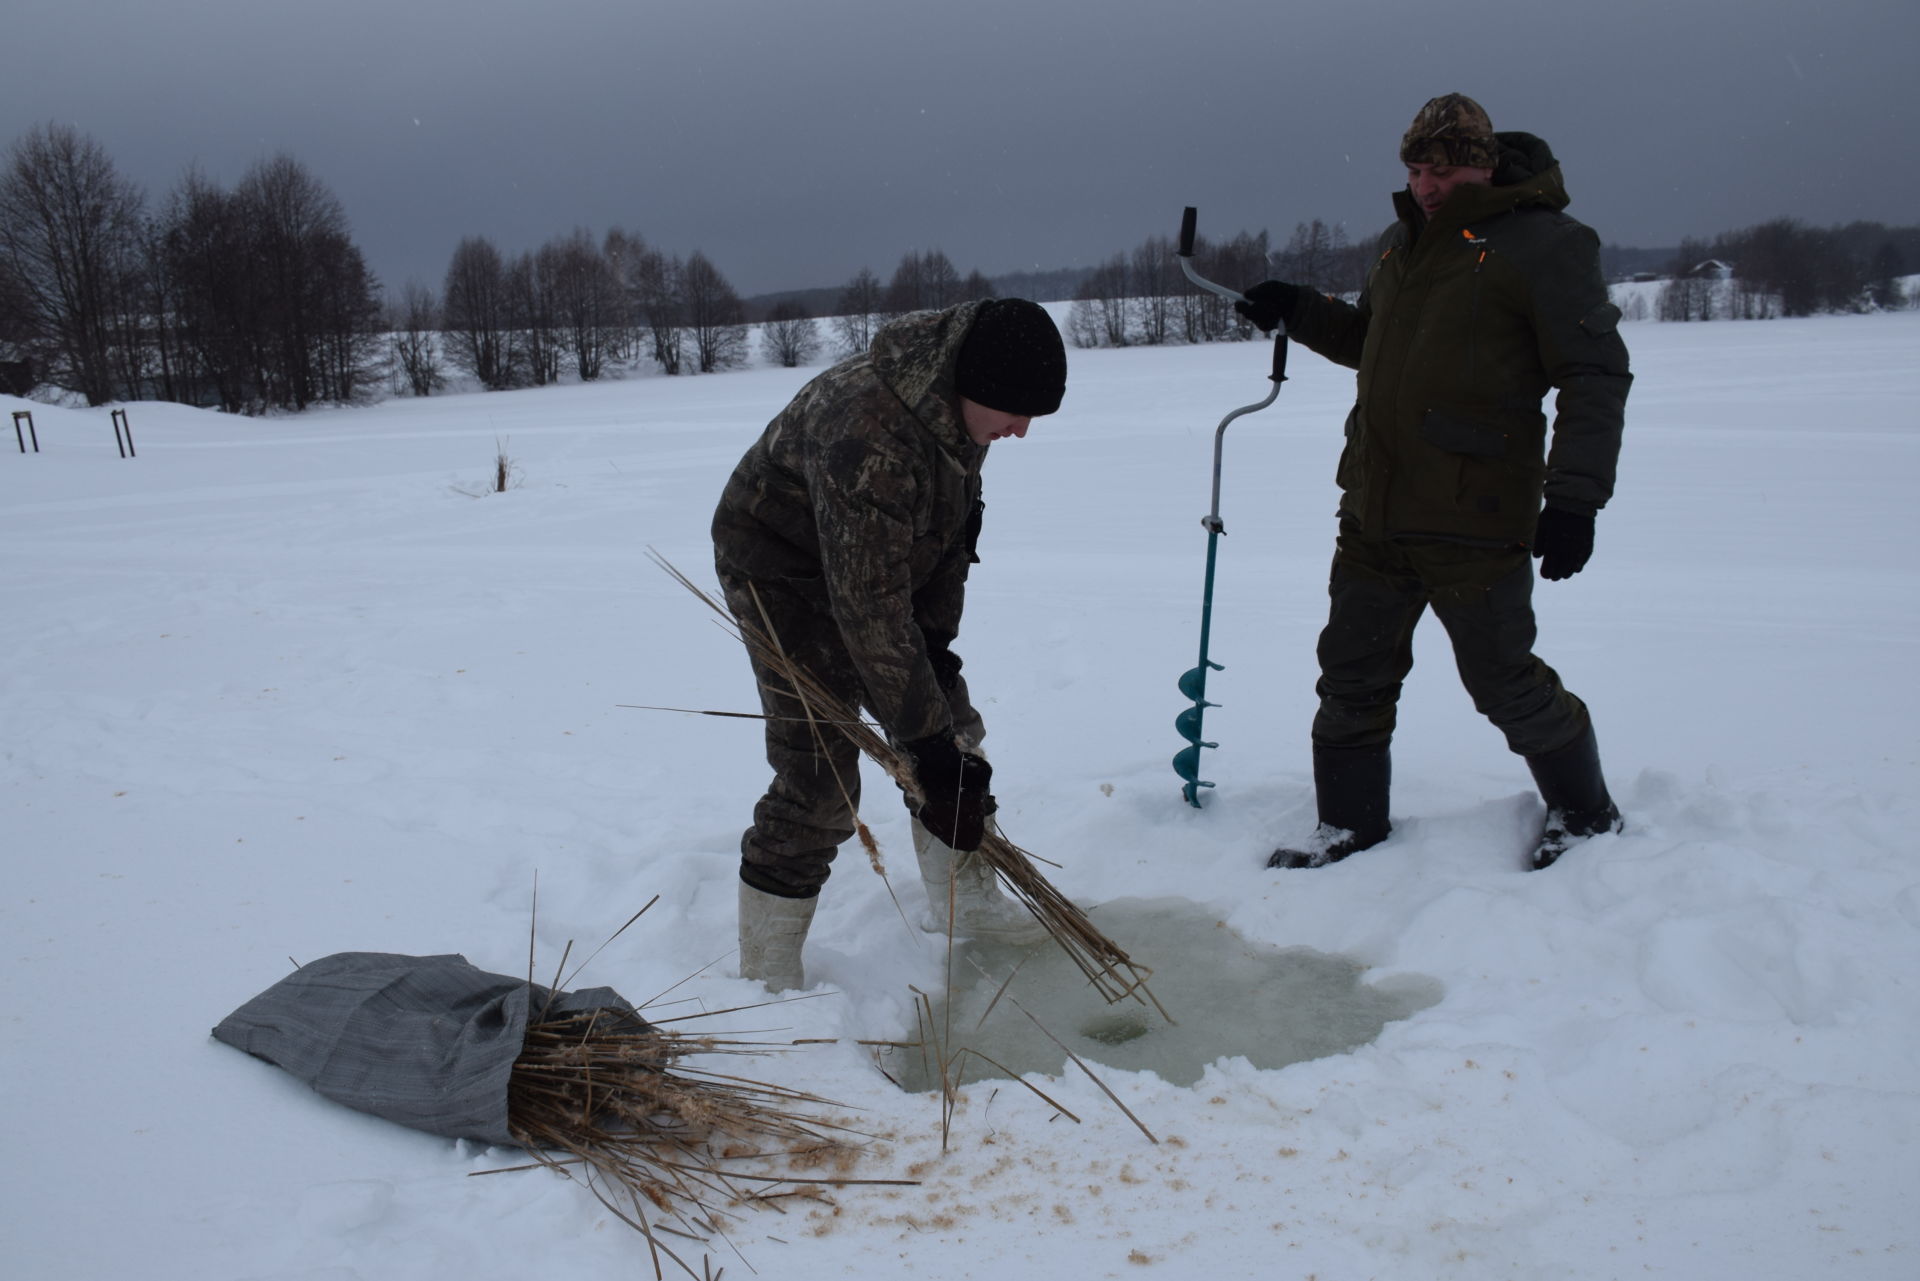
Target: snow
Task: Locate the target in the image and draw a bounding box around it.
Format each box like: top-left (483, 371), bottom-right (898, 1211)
top-left (4, 309), bottom-right (1918, 1280)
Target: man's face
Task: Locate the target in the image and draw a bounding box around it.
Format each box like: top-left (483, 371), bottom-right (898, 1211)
top-left (1406, 161), bottom-right (1494, 217)
top-left (960, 397), bottom-right (1033, 447)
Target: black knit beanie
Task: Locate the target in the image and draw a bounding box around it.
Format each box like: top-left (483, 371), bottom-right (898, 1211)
top-left (953, 299), bottom-right (1067, 417)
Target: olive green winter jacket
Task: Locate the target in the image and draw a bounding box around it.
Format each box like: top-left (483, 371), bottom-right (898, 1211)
top-left (1286, 132), bottom-right (1630, 544)
top-left (711, 302), bottom-right (988, 744)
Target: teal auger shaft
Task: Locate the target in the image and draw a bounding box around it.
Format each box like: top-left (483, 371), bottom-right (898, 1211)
top-left (1174, 527), bottom-right (1226, 807)
top-left (1169, 206), bottom-right (1290, 808)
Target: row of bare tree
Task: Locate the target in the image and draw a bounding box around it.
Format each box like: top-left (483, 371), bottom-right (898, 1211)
top-left (1656, 218), bottom-right (1913, 322)
top-left (1065, 220), bottom-right (1375, 350)
top-left (388, 241), bottom-right (1002, 396)
top-left (0, 123), bottom-right (384, 410)
top-left (821, 248), bottom-right (997, 363)
top-left (0, 123), bottom-right (828, 407)
top-left (413, 230), bottom-right (752, 392)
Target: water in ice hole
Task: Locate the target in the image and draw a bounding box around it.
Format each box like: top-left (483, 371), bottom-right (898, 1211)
top-left (884, 897), bottom-right (1442, 1092)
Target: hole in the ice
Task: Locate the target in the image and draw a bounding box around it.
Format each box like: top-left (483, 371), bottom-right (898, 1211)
top-left (884, 897), bottom-right (1442, 1091)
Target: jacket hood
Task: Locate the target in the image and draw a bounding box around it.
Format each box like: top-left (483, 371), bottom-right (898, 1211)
top-left (867, 301), bottom-right (990, 458)
top-left (1490, 131), bottom-right (1569, 212)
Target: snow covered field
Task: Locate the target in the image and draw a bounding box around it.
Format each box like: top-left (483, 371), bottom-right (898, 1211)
top-left (4, 309), bottom-right (1917, 1280)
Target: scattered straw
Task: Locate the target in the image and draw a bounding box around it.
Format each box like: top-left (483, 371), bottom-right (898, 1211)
top-left (496, 1004), bottom-right (897, 1280)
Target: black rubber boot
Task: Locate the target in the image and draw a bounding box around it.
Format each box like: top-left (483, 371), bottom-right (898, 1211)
top-left (1526, 723), bottom-right (1623, 870)
top-left (1268, 744), bottom-right (1392, 869)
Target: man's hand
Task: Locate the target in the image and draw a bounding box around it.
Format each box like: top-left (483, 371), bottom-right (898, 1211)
top-left (904, 734), bottom-right (996, 851)
top-left (1532, 505), bottom-right (1595, 580)
top-left (1234, 280), bottom-right (1305, 334)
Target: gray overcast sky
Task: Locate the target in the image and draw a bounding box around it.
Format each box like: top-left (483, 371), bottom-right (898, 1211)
top-left (7, 0), bottom-right (1917, 296)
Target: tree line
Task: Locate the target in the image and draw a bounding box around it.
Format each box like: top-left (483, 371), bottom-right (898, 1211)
top-left (1070, 214), bottom-right (1915, 347)
top-left (1655, 218), bottom-right (1913, 321)
top-left (409, 240), bottom-right (998, 395)
top-left (0, 123), bottom-right (382, 410)
top-left (1064, 219), bottom-right (1372, 350)
top-left (6, 121), bottom-right (1912, 409)
top-left (0, 122), bottom-right (1014, 407)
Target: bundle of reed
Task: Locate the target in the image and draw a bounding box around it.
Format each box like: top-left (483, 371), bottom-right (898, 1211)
top-left (501, 1005), bottom-right (877, 1279)
top-left (650, 551), bottom-right (1159, 1009)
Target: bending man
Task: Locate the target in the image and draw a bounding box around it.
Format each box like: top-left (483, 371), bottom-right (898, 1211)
top-left (712, 298), bottom-right (1066, 990)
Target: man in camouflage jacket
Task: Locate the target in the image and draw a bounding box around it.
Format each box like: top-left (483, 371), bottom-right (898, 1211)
top-left (712, 298), bottom-right (1066, 989)
top-left (1237, 93), bottom-right (1631, 872)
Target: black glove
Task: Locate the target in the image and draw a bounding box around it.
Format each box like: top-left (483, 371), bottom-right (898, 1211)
top-left (903, 733), bottom-right (995, 851)
top-left (1532, 505), bottom-right (1595, 580)
top-left (1234, 280), bottom-right (1305, 334)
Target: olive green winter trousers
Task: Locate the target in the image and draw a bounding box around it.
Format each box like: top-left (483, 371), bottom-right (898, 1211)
top-left (1310, 523), bottom-right (1592, 758)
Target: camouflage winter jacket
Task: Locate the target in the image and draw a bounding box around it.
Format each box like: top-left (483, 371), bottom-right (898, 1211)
top-left (711, 302), bottom-right (989, 744)
top-left (1286, 132), bottom-right (1631, 544)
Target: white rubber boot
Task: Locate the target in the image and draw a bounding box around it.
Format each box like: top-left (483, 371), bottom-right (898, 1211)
top-left (912, 818), bottom-right (1045, 945)
top-left (737, 881), bottom-right (818, 992)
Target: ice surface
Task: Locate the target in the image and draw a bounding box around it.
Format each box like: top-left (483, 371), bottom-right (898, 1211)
top-left (3, 309), bottom-right (1918, 1279)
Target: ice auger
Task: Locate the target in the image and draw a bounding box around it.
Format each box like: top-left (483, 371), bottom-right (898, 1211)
top-left (1172, 207), bottom-right (1290, 808)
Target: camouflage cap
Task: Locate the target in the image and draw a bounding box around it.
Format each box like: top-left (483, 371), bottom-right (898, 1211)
top-left (1400, 93), bottom-right (1498, 169)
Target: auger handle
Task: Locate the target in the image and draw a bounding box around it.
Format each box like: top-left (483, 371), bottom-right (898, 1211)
top-left (1175, 207), bottom-right (1248, 304)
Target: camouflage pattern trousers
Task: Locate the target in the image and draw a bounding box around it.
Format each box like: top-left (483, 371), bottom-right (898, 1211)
top-left (1310, 524), bottom-right (1592, 759)
top-left (721, 577), bottom-right (982, 899)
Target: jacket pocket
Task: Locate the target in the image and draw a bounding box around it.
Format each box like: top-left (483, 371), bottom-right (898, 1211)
top-left (1413, 407), bottom-right (1544, 522)
top-left (1335, 406), bottom-right (1364, 497)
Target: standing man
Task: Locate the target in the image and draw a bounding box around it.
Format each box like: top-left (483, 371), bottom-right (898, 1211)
top-left (712, 298), bottom-right (1065, 990)
top-left (1236, 94), bottom-right (1630, 871)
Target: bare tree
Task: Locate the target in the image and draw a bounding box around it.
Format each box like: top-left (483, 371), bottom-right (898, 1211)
top-left (161, 167), bottom-right (252, 410)
top-left (230, 154), bottom-right (382, 408)
top-left (390, 279), bottom-right (444, 396)
top-left (600, 225), bottom-right (648, 363)
top-left (512, 249), bottom-right (562, 386)
top-left (103, 213), bottom-right (164, 401)
top-left (960, 269), bottom-right (996, 302)
top-left (682, 251), bottom-right (748, 373)
top-left (1190, 229), bottom-right (1269, 341)
top-left (760, 299), bottom-right (821, 368)
top-left (1127, 235), bottom-right (1178, 346)
top-left (921, 249), bottom-right (961, 309)
top-left (832, 266), bottom-right (884, 356)
top-left (1866, 242), bottom-right (1906, 311)
top-left (631, 247), bottom-right (685, 375)
top-left (1067, 253), bottom-right (1131, 348)
top-left (0, 251), bottom-right (36, 362)
top-left (884, 248), bottom-right (963, 314)
top-left (0, 122), bottom-right (145, 404)
top-left (443, 235), bottom-right (521, 389)
top-left (544, 228), bottom-right (619, 381)
top-left (1274, 219), bottom-right (1350, 295)
top-left (308, 231), bottom-right (384, 405)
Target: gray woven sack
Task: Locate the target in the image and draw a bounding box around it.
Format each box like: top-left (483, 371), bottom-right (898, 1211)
top-left (213, 951), bottom-right (644, 1146)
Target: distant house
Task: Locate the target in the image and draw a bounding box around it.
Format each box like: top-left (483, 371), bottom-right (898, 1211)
top-left (1688, 259), bottom-right (1735, 280)
top-left (1629, 271), bottom-right (1661, 283)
